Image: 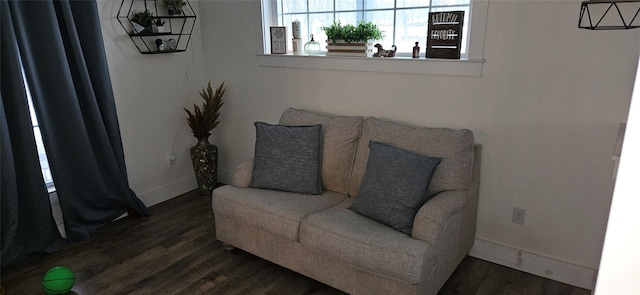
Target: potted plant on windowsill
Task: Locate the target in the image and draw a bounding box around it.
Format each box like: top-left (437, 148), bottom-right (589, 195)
top-left (130, 9), bottom-right (154, 34)
top-left (163, 0), bottom-right (187, 15)
top-left (184, 81), bottom-right (226, 196)
top-left (321, 20), bottom-right (384, 57)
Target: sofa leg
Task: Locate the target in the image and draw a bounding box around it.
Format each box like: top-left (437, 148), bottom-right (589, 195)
top-left (222, 242), bottom-right (235, 251)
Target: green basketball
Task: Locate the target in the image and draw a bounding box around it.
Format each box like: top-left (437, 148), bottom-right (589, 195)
top-left (41, 266), bottom-right (75, 295)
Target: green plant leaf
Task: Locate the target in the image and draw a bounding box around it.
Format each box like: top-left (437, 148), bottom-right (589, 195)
top-left (321, 20), bottom-right (383, 43)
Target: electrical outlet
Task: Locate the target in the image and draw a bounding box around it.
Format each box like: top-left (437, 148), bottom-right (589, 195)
top-left (512, 207), bottom-right (526, 225)
top-left (168, 153), bottom-right (176, 166)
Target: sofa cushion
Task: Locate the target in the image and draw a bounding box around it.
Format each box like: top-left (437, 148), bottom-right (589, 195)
top-left (349, 142), bottom-right (441, 235)
top-left (279, 108), bottom-right (363, 195)
top-left (349, 117), bottom-right (474, 197)
top-left (212, 185), bottom-right (347, 242)
top-left (299, 198), bottom-right (431, 284)
top-left (251, 122), bottom-right (322, 194)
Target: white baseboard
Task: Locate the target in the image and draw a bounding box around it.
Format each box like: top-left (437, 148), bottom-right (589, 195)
top-left (469, 238), bottom-right (597, 290)
top-left (137, 175), bottom-right (197, 207)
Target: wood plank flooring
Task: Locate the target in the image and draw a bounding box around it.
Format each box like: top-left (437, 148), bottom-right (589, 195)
top-left (1, 189), bottom-right (591, 295)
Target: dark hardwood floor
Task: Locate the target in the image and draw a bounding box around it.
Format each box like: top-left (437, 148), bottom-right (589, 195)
top-left (1, 189), bottom-right (591, 295)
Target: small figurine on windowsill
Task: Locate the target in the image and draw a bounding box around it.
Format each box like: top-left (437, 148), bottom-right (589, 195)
top-left (373, 44), bottom-right (396, 57)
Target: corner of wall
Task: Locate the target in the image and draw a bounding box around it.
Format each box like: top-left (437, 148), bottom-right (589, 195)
top-left (218, 168), bottom-right (234, 186)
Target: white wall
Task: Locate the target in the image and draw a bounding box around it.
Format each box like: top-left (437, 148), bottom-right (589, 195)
top-left (96, 0), bottom-right (208, 206)
top-left (197, 0), bottom-right (640, 277)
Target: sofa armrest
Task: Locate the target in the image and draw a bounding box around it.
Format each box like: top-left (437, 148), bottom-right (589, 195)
top-left (411, 190), bottom-right (467, 246)
top-left (231, 158), bottom-right (254, 188)
top-left (412, 144), bottom-right (481, 248)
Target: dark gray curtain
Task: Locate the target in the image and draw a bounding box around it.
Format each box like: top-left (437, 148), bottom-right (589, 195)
top-left (2, 0), bottom-right (148, 267)
top-left (1, 0), bottom-right (66, 270)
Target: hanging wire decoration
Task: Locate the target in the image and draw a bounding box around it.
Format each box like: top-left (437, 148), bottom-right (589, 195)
top-left (579, 0), bottom-right (640, 30)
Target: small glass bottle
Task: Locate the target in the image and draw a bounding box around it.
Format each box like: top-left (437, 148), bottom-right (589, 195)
top-left (412, 42), bottom-right (420, 58)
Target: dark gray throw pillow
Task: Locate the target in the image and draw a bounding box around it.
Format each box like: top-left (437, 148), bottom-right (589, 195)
top-left (251, 122), bottom-right (322, 194)
top-left (349, 141), bottom-right (441, 235)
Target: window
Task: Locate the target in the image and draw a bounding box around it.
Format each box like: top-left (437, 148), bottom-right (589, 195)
top-left (21, 65), bottom-right (56, 192)
top-left (262, 0), bottom-right (486, 58)
top-left (260, 0), bottom-right (488, 76)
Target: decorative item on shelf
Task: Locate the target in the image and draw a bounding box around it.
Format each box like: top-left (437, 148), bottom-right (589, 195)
top-left (373, 44), bottom-right (396, 57)
top-left (152, 19), bottom-right (167, 33)
top-left (292, 38), bottom-right (303, 55)
top-left (292, 20), bottom-right (301, 38)
top-left (413, 42), bottom-right (420, 58)
top-left (155, 38), bottom-right (177, 51)
top-left (426, 11), bottom-right (465, 59)
top-left (304, 34), bottom-right (321, 55)
top-left (270, 26), bottom-right (287, 54)
top-left (185, 81), bottom-right (226, 196)
top-left (163, 0), bottom-right (187, 15)
top-left (291, 20), bottom-right (303, 55)
top-left (579, 0), bottom-right (640, 30)
top-left (321, 20), bottom-right (383, 57)
top-left (130, 9), bottom-right (154, 34)
top-left (325, 41), bottom-right (375, 57)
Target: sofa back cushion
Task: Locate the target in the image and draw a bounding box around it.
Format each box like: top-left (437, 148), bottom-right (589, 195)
top-left (279, 108), bottom-right (363, 195)
top-left (348, 117), bottom-right (474, 197)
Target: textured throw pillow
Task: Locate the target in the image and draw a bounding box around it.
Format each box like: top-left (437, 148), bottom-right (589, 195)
top-left (349, 141), bottom-right (442, 235)
top-left (251, 122), bottom-right (322, 194)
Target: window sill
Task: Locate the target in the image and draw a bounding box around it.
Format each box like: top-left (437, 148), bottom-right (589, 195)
top-left (257, 54), bottom-right (485, 77)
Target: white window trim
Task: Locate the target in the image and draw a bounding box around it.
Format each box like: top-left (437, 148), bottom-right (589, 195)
top-left (258, 0), bottom-right (488, 77)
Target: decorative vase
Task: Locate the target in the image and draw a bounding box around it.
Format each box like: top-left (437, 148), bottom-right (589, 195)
top-left (190, 134), bottom-right (218, 195)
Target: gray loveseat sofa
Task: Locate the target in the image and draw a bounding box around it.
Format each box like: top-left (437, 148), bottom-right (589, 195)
top-left (211, 108), bottom-right (481, 295)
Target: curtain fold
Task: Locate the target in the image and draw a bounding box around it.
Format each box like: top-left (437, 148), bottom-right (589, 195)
top-left (1, 0), bottom-right (65, 270)
top-left (7, 0), bottom-right (148, 242)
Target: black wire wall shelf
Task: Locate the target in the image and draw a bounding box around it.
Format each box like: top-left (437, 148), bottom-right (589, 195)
top-left (116, 0), bottom-right (196, 54)
top-left (579, 0), bottom-right (640, 30)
